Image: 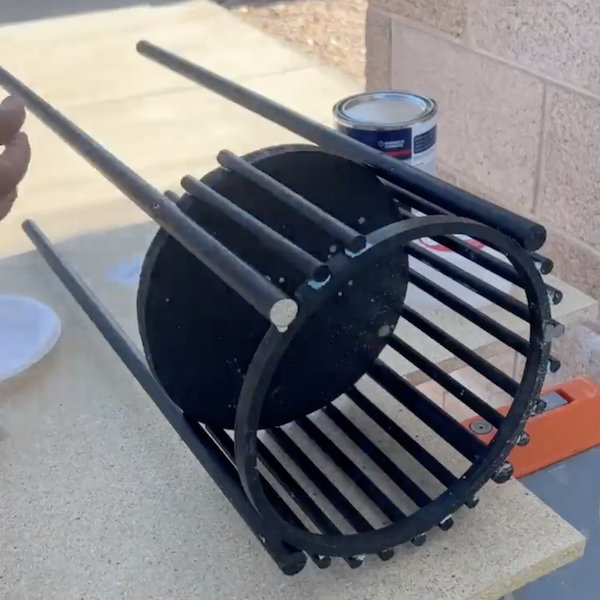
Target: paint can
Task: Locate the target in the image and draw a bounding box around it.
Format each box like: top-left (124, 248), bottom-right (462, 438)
top-left (333, 91), bottom-right (437, 175)
top-left (334, 91), bottom-right (513, 309)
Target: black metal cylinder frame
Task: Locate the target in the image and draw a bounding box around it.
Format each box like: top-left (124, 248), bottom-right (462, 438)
top-left (233, 217), bottom-right (550, 557)
top-left (0, 42), bottom-right (560, 574)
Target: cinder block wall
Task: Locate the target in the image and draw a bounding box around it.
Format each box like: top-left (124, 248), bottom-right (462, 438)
top-left (366, 1), bottom-right (600, 302)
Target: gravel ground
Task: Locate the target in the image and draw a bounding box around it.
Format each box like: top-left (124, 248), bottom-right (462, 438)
top-left (219, 0), bottom-right (367, 84)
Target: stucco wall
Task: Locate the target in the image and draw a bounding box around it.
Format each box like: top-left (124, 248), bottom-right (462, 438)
top-left (365, 1), bottom-right (600, 301)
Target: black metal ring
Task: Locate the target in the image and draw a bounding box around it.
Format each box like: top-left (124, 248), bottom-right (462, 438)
top-left (234, 214), bottom-right (551, 557)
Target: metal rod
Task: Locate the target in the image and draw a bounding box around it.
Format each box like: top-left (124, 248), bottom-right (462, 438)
top-left (181, 175), bottom-right (330, 282)
top-left (345, 388), bottom-right (460, 490)
top-left (270, 428), bottom-right (424, 552)
top-left (136, 40), bottom-right (547, 251)
top-left (530, 251), bottom-right (554, 275)
top-left (216, 150), bottom-right (366, 254)
top-left (163, 190), bottom-right (182, 203)
top-left (21, 220), bottom-right (305, 576)
top-left (402, 306), bottom-right (519, 397)
top-left (0, 68), bottom-right (297, 330)
top-left (387, 336), bottom-right (503, 428)
top-left (407, 243), bottom-right (530, 321)
top-left (390, 184), bottom-right (551, 270)
top-left (396, 205), bottom-right (561, 302)
top-left (323, 405), bottom-right (453, 531)
top-left (547, 286), bottom-right (563, 305)
top-left (207, 428), bottom-right (330, 570)
top-left (369, 361), bottom-right (486, 463)
top-left (269, 428), bottom-right (375, 534)
top-left (252, 435), bottom-right (366, 568)
top-left (408, 243), bottom-right (562, 332)
top-left (297, 416), bottom-right (409, 524)
top-left (408, 268), bottom-right (529, 355)
top-left (408, 269), bottom-right (561, 366)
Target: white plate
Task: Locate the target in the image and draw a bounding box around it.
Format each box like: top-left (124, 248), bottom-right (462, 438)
top-left (0, 295), bottom-right (62, 382)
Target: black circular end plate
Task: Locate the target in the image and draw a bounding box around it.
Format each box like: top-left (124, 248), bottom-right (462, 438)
top-left (138, 144), bottom-right (408, 429)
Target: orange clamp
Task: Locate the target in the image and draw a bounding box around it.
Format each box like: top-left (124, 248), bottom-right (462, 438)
top-left (462, 376), bottom-right (600, 478)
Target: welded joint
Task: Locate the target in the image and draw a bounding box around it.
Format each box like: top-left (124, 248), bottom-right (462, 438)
top-left (345, 242), bottom-right (372, 258)
top-left (308, 275), bottom-right (332, 290)
top-left (544, 321), bottom-right (565, 342)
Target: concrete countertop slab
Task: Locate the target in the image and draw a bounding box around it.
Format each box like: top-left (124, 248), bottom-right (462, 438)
top-left (0, 202), bottom-right (586, 600)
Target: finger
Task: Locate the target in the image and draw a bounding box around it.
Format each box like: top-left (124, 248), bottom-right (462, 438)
top-left (0, 132), bottom-right (31, 196)
top-left (0, 189), bottom-right (17, 222)
top-left (0, 96), bottom-right (26, 145)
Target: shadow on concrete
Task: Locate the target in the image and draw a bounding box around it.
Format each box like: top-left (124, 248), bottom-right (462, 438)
top-left (214, 0), bottom-right (298, 6)
top-left (0, 0), bottom-right (194, 26)
top-left (0, 0), bottom-right (304, 26)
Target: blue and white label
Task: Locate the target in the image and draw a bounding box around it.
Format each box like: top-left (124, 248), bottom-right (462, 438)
top-left (336, 120), bottom-right (437, 175)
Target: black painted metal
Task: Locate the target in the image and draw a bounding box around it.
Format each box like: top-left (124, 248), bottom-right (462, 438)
top-left (180, 174), bottom-right (331, 283)
top-left (217, 150), bottom-right (367, 254)
top-left (395, 200), bottom-right (562, 307)
top-left (136, 41), bottom-right (547, 251)
top-left (21, 220), bottom-right (307, 576)
top-left (3, 49), bottom-right (562, 576)
top-left (138, 146), bottom-right (407, 429)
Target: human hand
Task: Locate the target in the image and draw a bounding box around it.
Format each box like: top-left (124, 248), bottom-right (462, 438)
top-left (0, 96), bottom-right (31, 222)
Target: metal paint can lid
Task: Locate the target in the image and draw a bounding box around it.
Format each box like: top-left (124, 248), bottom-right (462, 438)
top-left (333, 91), bottom-right (437, 131)
top-left (0, 295), bottom-right (62, 382)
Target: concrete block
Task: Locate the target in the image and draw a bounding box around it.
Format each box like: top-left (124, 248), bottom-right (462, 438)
top-left (417, 380), bottom-right (446, 408)
top-left (444, 351), bottom-right (517, 422)
top-left (365, 8), bottom-right (392, 90)
top-left (542, 226), bottom-right (600, 302)
top-left (538, 87), bottom-right (600, 252)
top-left (371, 0), bottom-right (467, 38)
top-left (470, 0), bottom-right (600, 96)
top-left (516, 321), bottom-right (600, 389)
top-left (391, 24), bottom-right (543, 212)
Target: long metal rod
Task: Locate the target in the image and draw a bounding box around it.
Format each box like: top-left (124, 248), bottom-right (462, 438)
top-left (297, 416), bottom-right (409, 524)
top-left (251, 435), bottom-right (366, 568)
top-left (386, 336), bottom-right (503, 428)
top-left (181, 175), bottom-right (330, 282)
top-left (136, 41), bottom-right (547, 251)
top-left (396, 204), bottom-right (561, 303)
top-left (390, 185), bottom-right (553, 272)
top-left (369, 361), bottom-right (486, 462)
top-left (216, 150), bottom-right (366, 254)
top-left (323, 405), bottom-right (453, 531)
top-left (0, 67), bottom-right (297, 329)
top-left (206, 428), bottom-right (330, 569)
top-left (401, 307), bottom-right (519, 396)
top-left (21, 219), bottom-right (305, 575)
top-left (268, 428), bottom-right (375, 535)
top-left (408, 269), bottom-right (561, 369)
top-left (346, 389), bottom-right (460, 490)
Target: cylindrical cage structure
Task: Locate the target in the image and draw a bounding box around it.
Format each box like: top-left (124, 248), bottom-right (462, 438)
top-left (0, 43), bottom-right (562, 576)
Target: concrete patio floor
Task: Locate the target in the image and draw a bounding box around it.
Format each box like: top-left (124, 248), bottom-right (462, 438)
top-left (0, 0), bottom-right (360, 254)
